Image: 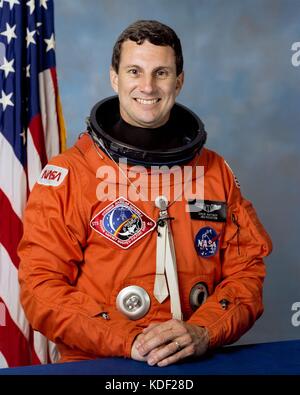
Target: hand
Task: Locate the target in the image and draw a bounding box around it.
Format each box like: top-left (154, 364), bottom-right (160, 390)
top-left (131, 323), bottom-right (161, 361)
top-left (131, 333), bottom-right (148, 362)
top-left (134, 319), bottom-right (209, 367)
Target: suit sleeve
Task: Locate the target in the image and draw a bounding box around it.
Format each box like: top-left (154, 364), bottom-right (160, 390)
top-left (18, 157), bottom-right (141, 358)
top-left (187, 160), bottom-right (273, 349)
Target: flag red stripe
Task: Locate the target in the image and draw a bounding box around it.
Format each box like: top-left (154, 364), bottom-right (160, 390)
top-left (0, 297), bottom-right (30, 366)
top-left (0, 188), bottom-right (23, 268)
top-left (0, 297), bottom-right (41, 367)
top-left (50, 66), bottom-right (61, 153)
top-left (50, 67), bottom-right (66, 153)
top-left (50, 67), bottom-right (58, 94)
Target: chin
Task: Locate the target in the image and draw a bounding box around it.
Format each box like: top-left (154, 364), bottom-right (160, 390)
top-left (138, 115), bottom-right (167, 128)
top-left (139, 121), bottom-right (162, 128)
top-left (132, 117), bottom-right (157, 127)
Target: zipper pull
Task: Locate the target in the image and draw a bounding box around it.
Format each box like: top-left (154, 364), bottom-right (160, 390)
top-left (231, 213), bottom-right (240, 255)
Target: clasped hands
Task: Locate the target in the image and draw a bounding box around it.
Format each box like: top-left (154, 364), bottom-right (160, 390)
top-left (131, 319), bottom-right (209, 367)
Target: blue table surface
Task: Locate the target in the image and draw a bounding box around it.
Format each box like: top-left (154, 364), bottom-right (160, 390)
top-left (1, 339), bottom-right (300, 375)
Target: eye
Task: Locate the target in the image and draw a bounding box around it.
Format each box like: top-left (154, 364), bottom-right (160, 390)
top-left (128, 68), bottom-right (140, 76)
top-left (156, 69), bottom-right (168, 78)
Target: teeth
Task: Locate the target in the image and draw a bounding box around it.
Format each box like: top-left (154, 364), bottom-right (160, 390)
top-left (135, 98), bottom-right (159, 105)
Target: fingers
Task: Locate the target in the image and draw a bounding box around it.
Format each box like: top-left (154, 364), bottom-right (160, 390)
top-left (136, 320), bottom-right (181, 356)
top-left (147, 335), bottom-right (189, 366)
top-left (135, 321), bottom-right (209, 367)
top-left (156, 344), bottom-right (195, 367)
top-left (131, 333), bottom-right (148, 361)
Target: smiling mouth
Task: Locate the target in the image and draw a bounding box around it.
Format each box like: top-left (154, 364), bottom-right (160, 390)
top-left (134, 98), bottom-right (160, 105)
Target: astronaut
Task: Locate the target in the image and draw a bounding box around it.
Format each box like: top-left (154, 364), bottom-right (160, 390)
top-left (18, 20), bottom-right (272, 367)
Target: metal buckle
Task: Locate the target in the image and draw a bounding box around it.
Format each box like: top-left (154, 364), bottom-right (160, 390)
top-left (116, 285), bottom-right (151, 320)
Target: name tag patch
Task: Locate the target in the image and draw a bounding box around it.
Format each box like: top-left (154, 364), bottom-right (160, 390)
top-left (37, 164), bottom-right (68, 187)
top-left (195, 226), bottom-right (219, 257)
top-left (188, 199), bottom-right (226, 222)
top-left (90, 197), bottom-right (156, 249)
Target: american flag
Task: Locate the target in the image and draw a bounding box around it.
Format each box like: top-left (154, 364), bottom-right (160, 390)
top-left (0, 0), bottom-right (66, 367)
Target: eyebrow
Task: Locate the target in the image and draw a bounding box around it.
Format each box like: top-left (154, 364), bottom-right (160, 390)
top-left (124, 65), bottom-right (174, 71)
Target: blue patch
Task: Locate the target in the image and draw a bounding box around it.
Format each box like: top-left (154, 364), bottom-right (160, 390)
top-left (103, 204), bottom-right (142, 240)
top-left (195, 226), bottom-right (219, 257)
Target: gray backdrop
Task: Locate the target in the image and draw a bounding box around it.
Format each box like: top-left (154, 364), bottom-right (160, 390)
top-left (54, 0), bottom-right (300, 345)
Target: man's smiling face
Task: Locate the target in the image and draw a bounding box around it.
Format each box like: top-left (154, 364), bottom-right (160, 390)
top-left (110, 39), bottom-right (184, 129)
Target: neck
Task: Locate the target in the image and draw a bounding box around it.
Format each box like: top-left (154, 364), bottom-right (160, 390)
top-left (109, 114), bottom-right (184, 150)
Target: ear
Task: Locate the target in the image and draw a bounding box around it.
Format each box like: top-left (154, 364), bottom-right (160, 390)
top-left (110, 67), bottom-right (119, 93)
top-left (175, 71), bottom-right (184, 96)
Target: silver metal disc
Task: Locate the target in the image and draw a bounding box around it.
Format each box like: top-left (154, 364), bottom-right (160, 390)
top-left (116, 285), bottom-right (151, 320)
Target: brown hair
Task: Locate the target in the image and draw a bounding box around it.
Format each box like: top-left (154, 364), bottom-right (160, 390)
top-left (111, 20), bottom-right (183, 76)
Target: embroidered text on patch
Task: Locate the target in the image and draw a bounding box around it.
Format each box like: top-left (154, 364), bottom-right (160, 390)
top-left (188, 199), bottom-right (227, 222)
top-left (90, 197), bottom-right (156, 249)
top-left (37, 165), bottom-right (69, 186)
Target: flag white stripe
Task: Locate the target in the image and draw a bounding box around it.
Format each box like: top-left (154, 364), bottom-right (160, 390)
top-left (0, 352), bottom-right (8, 369)
top-left (48, 340), bottom-right (60, 363)
top-left (27, 129), bottom-right (42, 192)
top-left (0, 243), bottom-right (30, 340)
top-left (0, 133), bottom-right (27, 219)
top-left (32, 333), bottom-right (59, 364)
top-left (33, 331), bottom-right (48, 364)
top-left (39, 69), bottom-right (60, 160)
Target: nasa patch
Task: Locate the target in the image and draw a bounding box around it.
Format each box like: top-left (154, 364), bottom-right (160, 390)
top-left (195, 226), bottom-right (219, 258)
top-left (90, 197), bottom-right (156, 249)
top-left (37, 164), bottom-right (68, 187)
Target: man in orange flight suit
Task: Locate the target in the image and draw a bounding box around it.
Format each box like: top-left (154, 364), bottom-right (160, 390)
top-left (18, 20), bottom-right (272, 367)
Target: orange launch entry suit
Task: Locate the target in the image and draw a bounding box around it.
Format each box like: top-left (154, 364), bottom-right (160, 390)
top-left (18, 131), bottom-right (272, 363)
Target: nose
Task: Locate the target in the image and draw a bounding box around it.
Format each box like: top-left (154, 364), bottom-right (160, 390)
top-left (139, 74), bottom-right (156, 94)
